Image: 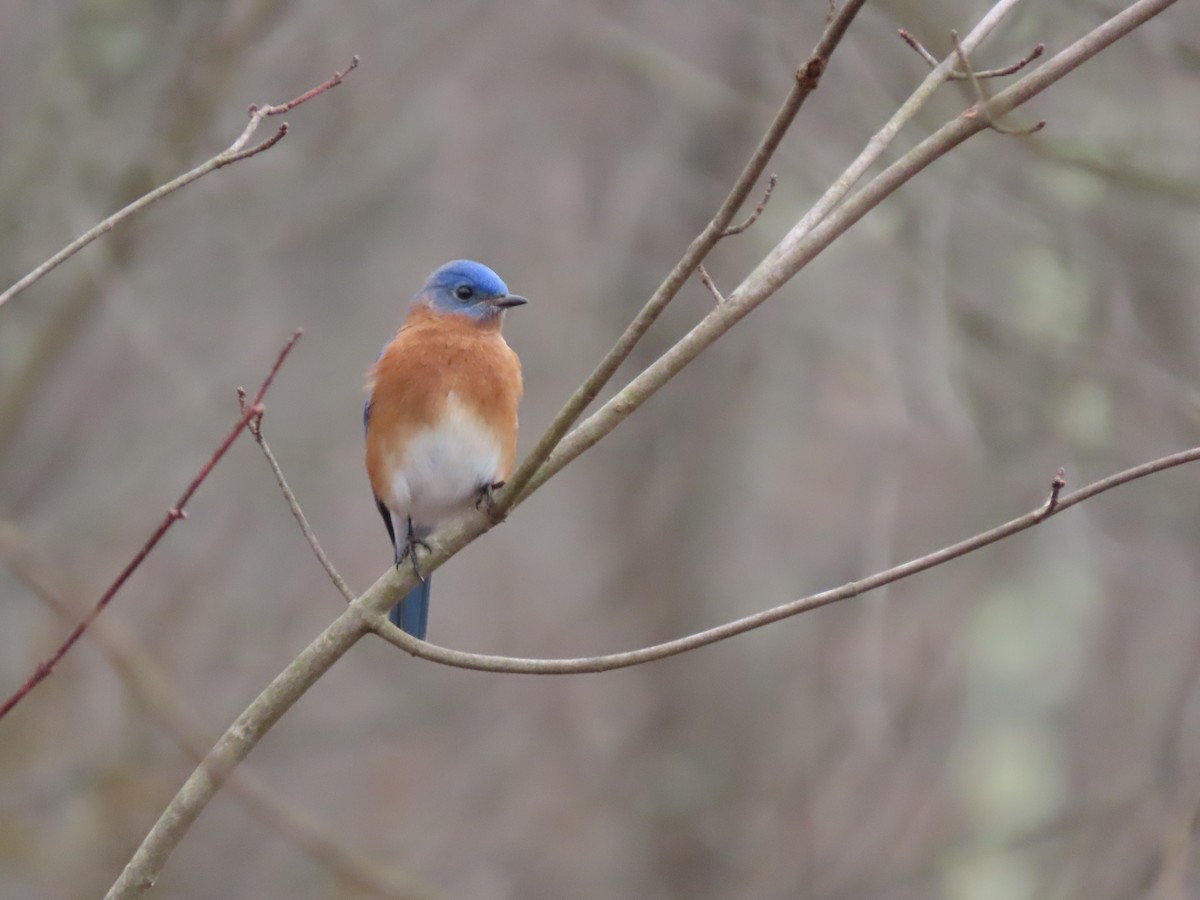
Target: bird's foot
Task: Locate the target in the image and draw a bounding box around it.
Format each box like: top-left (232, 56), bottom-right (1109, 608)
top-left (475, 480), bottom-right (507, 522)
top-left (395, 520), bottom-right (432, 582)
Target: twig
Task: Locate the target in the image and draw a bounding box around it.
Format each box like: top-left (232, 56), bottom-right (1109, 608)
top-left (493, 0), bottom-right (870, 516)
top-left (1038, 466), bottom-right (1067, 518)
top-left (0, 332), bottom-right (301, 721)
top-left (257, 56), bottom-right (359, 115)
top-left (898, 28), bottom-right (941, 67)
top-left (238, 382), bottom-right (356, 603)
top-left (699, 177), bottom-right (776, 299)
top-left (216, 123), bottom-right (289, 168)
top-left (900, 28), bottom-right (1044, 79)
top-left (973, 43), bottom-right (1045, 79)
top-left (697, 264), bottom-right (727, 304)
top-left (367, 445), bottom-right (1200, 671)
top-left (0, 523), bottom-right (433, 900)
top-left (722, 174), bottom-right (778, 237)
top-left (771, 0), bottom-right (1029, 261)
top-left (951, 29), bottom-right (1046, 134)
top-left (0, 57), bottom-right (359, 313)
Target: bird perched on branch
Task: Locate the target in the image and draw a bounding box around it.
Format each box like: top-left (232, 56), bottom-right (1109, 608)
top-left (364, 260), bottom-right (526, 639)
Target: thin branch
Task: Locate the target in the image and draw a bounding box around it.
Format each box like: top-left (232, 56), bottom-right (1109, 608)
top-left (900, 27), bottom-right (1044, 79)
top-left (897, 28), bottom-right (941, 67)
top-left (0, 57), bottom-right (358, 313)
top-left (721, 174), bottom-right (778, 237)
top-left (492, 0), bottom-right (870, 516)
top-left (697, 264), bottom-right (727, 304)
top-left (517, 0), bottom-right (1179, 507)
top-left (973, 43), bottom-right (1045, 79)
top-left (770, 0), bottom-right (1029, 262)
top-left (258, 55), bottom-right (359, 115)
top-left (239, 385), bottom-right (356, 603)
top-left (367, 446), bottom-right (1200, 672)
top-left (216, 123), bottom-right (289, 168)
top-left (951, 29), bottom-right (1046, 134)
top-left (0, 523), bottom-right (434, 900)
top-left (1038, 467), bottom-right (1067, 518)
top-left (0, 331), bottom-right (301, 721)
top-left (105, 609), bottom-right (371, 900)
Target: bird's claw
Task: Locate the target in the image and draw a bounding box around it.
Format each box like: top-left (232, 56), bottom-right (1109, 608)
top-left (476, 480), bottom-right (507, 520)
top-left (394, 518), bottom-right (432, 582)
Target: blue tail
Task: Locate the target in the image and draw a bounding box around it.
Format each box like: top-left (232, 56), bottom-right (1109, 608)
top-left (389, 576), bottom-right (432, 639)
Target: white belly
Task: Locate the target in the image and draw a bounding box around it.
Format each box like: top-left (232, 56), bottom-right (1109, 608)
top-left (388, 392), bottom-right (503, 527)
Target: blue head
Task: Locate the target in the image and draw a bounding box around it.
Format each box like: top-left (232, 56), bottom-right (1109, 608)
top-left (414, 260), bottom-right (527, 321)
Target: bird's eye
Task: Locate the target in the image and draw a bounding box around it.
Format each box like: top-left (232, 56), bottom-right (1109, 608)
top-left (454, 285), bottom-right (474, 301)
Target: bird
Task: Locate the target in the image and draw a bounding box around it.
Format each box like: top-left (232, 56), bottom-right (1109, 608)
top-left (364, 260), bottom-right (526, 639)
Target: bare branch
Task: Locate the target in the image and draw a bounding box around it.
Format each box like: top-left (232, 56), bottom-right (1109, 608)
top-left (105, 608), bottom-right (370, 900)
top-left (520, 0), bottom-right (1180, 508)
top-left (951, 29), bottom-right (1046, 134)
top-left (1037, 467), bottom-right (1068, 518)
top-left (0, 59), bottom-right (359, 312)
top-left (699, 176), bottom-right (777, 301)
top-left (257, 55), bottom-right (360, 116)
top-left (0, 524), bottom-right (433, 900)
top-left (973, 42), bottom-right (1045, 79)
top-left (239, 387), bottom-right (356, 603)
top-left (493, 0), bottom-right (870, 516)
top-left (216, 123), bottom-right (289, 168)
top-left (897, 28), bottom-right (941, 68)
top-left (900, 27), bottom-right (1044, 79)
top-left (697, 264), bottom-right (727, 304)
top-left (368, 445), bottom-right (1200, 672)
top-left (0, 331), bottom-right (301, 721)
top-left (774, 0), bottom-right (1028, 259)
top-left (721, 174), bottom-right (778, 237)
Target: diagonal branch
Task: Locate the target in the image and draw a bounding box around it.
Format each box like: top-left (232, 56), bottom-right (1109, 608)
top-left (900, 27), bottom-right (1044, 80)
top-left (238, 386), bottom-right (356, 603)
top-left (950, 29), bottom-right (1045, 134)
top-left (0, 57), bottom-right (358, 313)
top-left (106, 607), bottom-right (370, 900)
top-left (763, 0), bottom-right (1029, 262)
top-left (515, 0), bottom-right (1179, 502)
top-left (721, 173), bottom-right (778, 237)
top-left (492, 0), bottom-right (869, 515)
top-left (0, 523), bottom-right (434, 900)
top-left (0, 331), bottom-right (302, 721)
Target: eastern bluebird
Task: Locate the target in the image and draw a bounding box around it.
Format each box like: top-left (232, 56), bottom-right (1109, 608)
top-left (364, 260), bottom-right (526, 639)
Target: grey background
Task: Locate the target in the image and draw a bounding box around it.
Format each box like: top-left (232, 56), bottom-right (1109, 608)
top-left (2, 1), bottom-right (1199, 898)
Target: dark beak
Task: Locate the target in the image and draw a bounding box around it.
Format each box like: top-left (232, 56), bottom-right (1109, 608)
top-left (491, 293), bottom-right (528, 309)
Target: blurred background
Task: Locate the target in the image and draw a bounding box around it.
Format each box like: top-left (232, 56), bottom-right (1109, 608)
top-left (2, 1), bottom-right (1199, 898)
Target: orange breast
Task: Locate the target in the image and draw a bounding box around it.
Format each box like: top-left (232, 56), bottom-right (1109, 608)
top-left (364, 307), bottom-right (523, 503)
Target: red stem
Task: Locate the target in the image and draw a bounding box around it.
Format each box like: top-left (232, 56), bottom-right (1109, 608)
top-left (0, 330), bottom-right (302, 720)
